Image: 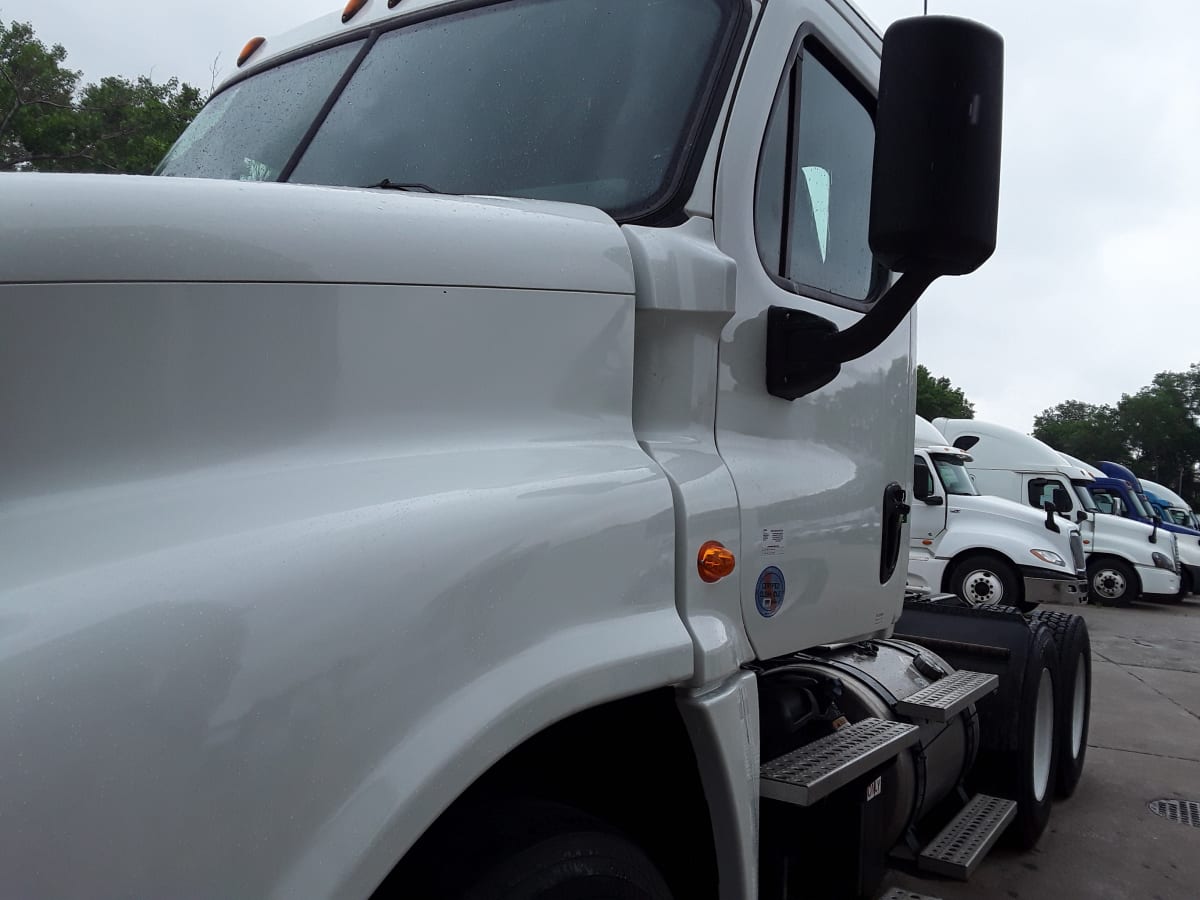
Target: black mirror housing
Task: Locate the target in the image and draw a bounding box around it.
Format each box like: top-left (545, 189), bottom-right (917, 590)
top-left (925, 495), bottom-right (945, 507)
top-left (870, 16), bottom-right (1004, 276)
top-left (1076, 510), bottom-right (1088, 523)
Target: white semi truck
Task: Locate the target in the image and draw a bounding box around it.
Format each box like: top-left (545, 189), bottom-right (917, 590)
top-left (933, 419), bottom-right (1181, 607)
top-left (909, 417), bottom-right (1086, 612)
top-left (1, 2), bottom-right (1090, 898)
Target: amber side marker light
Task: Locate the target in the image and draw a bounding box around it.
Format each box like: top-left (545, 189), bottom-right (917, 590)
top-left (698, 541), bottom-right (736, 584)
top-left (343, 0), bottom-right (369, 23)
top-left (237, 37), bottom-right (265, 67)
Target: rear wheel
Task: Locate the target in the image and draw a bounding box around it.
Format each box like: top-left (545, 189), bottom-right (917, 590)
top-left (1086, 557), bottom-right (1137, 607)
top-left (976, 624), bottom-right (1059, 849)
top-left (949, 554), bottom-right (1033, 612)
top-left (1030, 610), bottom-right (1091, 798)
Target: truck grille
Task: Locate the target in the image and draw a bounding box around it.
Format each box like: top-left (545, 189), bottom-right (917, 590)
top-left (1172, 534), bottom-right (1181, 573)
top-left (1070, 532), bottom-right (1086, 572)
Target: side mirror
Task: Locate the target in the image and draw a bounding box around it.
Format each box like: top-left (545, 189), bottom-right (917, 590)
top-left (765, 16), bottom-right (1004, 400)
top-left (1043, 501), bottom-right (1061, 534)
top-left (870, 16), bottom-right (1004, 275)
top-left (1076, 510), bottom-right (1088, 523)
top-left (925, 495), bottom-right (945, 507)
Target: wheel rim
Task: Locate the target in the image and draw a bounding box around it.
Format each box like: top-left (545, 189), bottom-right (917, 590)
top-left (1092, 568), bottom-right (1126, 601)
top-left (1071, 652), bottom-right (1087, 757)
top-left (1033, 667), bottom-right (1055, 802)
top-left (962, 568), bottom-right (1004, 603)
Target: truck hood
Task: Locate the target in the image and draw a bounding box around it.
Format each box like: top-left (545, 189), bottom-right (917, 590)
top-left (1091, 510), bottom-right (1156, 541)
top-left (0, 172), bottom-right (634, 293)
top-left (947, 493), bottom-right (1070, 536)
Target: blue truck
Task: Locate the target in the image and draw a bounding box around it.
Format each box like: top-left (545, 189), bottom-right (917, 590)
top-left (1093, 461), bottom-right (1200, 596)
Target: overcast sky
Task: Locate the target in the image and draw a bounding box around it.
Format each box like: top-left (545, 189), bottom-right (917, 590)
top-left (4, 0), bottom-right (1197, 431)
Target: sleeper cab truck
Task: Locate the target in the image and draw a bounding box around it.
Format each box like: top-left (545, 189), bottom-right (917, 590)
top-left (1059, 453), bottom-right (1191, 602)
top-left (931, 419), bottom-right (1180, 608)
top-left (1092, 461), bottom-right (1200, 598)
top-left (909, 416), bottom-right (1086, 612)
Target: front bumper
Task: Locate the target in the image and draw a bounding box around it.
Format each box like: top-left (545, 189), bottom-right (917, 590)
top-left (1138, 564), bottom-right (1181, 599)
top-left (1021, 567), bottom-right (1088, 606)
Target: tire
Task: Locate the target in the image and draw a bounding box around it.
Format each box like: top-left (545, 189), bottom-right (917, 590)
top-left (975, 624), bottom-right (1059, 850)
top-left (1030, 610), bottom-right (1092, 798)
top-left (948, 554), bottom-right (1033, 612)
top-left (446, 801), bottom-right (674, 900)
top-left (1086, 557), bottom-right (1138, 607)
top-left (1166, 568), bottom-right (1191, 603)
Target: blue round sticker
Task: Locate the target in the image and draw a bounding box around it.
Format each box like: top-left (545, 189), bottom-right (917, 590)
top-left (755, 566), bottom-right (785, 618)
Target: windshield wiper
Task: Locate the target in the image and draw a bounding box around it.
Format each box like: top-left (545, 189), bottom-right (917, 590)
top-left (362, 179), bottom-right (454, 194)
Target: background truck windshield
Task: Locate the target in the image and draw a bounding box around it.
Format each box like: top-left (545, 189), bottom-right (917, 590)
top-left (156, 0), bottom-right (738, 221)
top-left (932, 455), bottom-right (978, 496)
top-left (1072, 481), bottom-right (1099, 512)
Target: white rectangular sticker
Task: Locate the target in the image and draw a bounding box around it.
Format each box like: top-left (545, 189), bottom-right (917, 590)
top-left (759, 528), bottom-right (786, 557)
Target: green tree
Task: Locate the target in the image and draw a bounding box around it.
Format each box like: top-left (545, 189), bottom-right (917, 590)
top-left (0, 19), bottom-right (79, 169)
top-left (1, 18), bottom-right (203, 173)
top-left (1117, 378), bottom-right (1200, 499)
top-left (916, 365), bottom-right (975, 421)
top-left (1032, 400), bottom-right (1128, 465)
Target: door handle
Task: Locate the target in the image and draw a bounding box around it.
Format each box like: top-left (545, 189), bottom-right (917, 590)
top-left (880, 482), bottom-right (909, 583)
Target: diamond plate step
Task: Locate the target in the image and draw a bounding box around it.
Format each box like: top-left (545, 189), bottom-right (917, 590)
top-left (895, 669), bottom-right (999, 723)
top-left (760, 717), bottom-right (919, 807)
top-left (878, 889), bottom-right (944, 900)
top-left (918, 793), bottom-right (1016, 879)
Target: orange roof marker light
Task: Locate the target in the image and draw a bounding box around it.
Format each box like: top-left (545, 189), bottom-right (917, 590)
top-left (237, 37), bottom-right (265, 68)
top-left (343, 0), bottom-right (370, 23)
top-left (697, 541), bottom-right (736, 584)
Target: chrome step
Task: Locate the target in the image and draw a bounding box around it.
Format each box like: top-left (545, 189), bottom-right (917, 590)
top-left (918, 793), bottom-right (1017, 879)
top-left (878, 889), bottom-right (944, 900)
top-left (759, 717), bottom-right (919, 807)
top-left (895, 669), bottom-right (999, 723)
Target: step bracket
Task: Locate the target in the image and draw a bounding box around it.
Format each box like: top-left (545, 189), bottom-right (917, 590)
top-left (918, 793), bottom-right (1017, 879)
top-left (760, 717), bottom-right (919, 807)
top-left (895, 669), bottom-right (998, 723)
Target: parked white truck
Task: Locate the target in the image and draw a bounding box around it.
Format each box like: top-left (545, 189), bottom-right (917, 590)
top-left (909, 417), bottom-right (1086, 612)
top-left (932, 419), bottom-right (1181, 607)
top-left (1, 2), bottom-right (1088, 898)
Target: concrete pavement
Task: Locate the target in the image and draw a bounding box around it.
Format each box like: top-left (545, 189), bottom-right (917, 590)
top-left (888, 597), bottom-right (1200, 900)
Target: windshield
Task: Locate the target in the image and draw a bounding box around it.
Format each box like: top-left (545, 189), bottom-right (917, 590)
top-left (931, 455), bottom-right (978, 496)
top-left (1072, 480), bottom-right (1098, 512)
top-left (157, 0), bottom-right (740, 221)
top-left (1128, 491), bottom-right (1152, 518)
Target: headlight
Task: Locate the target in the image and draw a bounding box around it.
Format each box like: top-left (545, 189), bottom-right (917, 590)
top-left (1152, 552), bottom-right (1175, 570)
top-left (1030, 549), bottom-right (1066, 567)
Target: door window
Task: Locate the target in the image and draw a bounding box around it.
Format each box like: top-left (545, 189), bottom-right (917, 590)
top-left (754, 37), bottom-right (882, 305)
top-left (1028, 477), bottom-right (1073, 511)
top-left (913, 456), bottom-right (937, 500)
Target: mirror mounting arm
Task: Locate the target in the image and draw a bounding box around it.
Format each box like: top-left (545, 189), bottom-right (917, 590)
top-left (766, 268), bottom-right (937, 400)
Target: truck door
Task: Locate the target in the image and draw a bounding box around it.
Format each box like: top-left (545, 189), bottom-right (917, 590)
top-left (911, 455), bottom-right (948, 541)
top-left (712, 1), bottom-right (909, 658)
